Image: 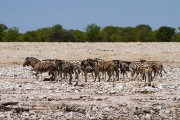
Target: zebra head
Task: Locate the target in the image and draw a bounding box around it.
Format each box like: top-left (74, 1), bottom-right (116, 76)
top-left (23, 57), bottom-right (40, 68)
top-left (54, 60), bottom-right (64, 70)
top-left (23, 57), bottom-right (31, 67)
top-left (120, 61), bottom-right (131, 70)
top-left (87, 58), bottom-right (98, 68)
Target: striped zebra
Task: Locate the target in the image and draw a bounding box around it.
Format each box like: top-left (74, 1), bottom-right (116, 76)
top-left (129, 60), bottom-right (167, 81)
top-left (141, 65), bottom-right (153, 86)
top-left (129, 60), bottom-right (148, 81)
top-left (70, 60), bottom-right (82, 86)
top-left (146, 61), bottom-right (167, 78)
top-left (137, 60), bottom-right (166, 79)
top-left (83, 59), bottom-right (120, 82)
top-left (23, 57), bottom-right (57, 81)
top-left (97, 60), bottom-right (119, 82)
top-left (54, 60), bottom-right (74, 84)
top-left (119, 61), bottom-right (131, 80)
top-left (81, 58), bottom-right (100, 82)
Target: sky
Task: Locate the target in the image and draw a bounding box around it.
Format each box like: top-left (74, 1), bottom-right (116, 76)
top-left (0, 0), bottom-right (179, 33)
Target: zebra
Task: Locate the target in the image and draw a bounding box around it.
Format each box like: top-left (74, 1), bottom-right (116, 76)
top-left (80, 58), bottom-right (100, 82)
top-left (96, 60), bottom-right (119, 82)
top-left (135, 60), bottom-right (166, 79)
top-left (54, 60), bottom-right (74, 84)
top-left (129, 59), bottom-right (167, 82)
top-left (70, 60), bottom-right (83, 86)
top-left (141, 65), bottom-right (153, 86)
top-left (23, 57), bottom-right (57, 81)
top-left (81, 59), bottom-right (93, 82)
top-left (129, 60), bottom-right (147, 81)
top-left (146, 61), bottom-right (167, 78)
top-left (118, 61), bottom-right (132, 80)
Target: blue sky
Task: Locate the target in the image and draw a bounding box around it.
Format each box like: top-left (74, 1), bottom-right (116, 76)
top-left (0, 0), bottom-right (179, 33)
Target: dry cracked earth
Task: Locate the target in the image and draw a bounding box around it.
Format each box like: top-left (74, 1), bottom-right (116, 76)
top-left (0, 43), bottom-right (180, 120)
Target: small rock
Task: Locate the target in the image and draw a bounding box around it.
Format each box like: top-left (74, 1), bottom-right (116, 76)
top-left (109, 90), bottom-right (116, 94)
top-left (159, 109), bottom-right (171, 118)
top-left (94, 97), bottom-right (102, 101)
top-left (104, 107), bottom-right (111, 112)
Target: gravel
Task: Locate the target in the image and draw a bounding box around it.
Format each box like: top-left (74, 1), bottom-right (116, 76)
top-left (0, 43), bottom-right (180, 119)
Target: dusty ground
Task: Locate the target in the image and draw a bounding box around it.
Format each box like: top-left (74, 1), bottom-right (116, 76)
top-left (0, 42), bottom-right (180, 119)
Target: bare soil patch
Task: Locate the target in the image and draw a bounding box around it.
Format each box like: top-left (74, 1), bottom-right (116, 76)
top-left (0, 42), bottom-right (179, 119)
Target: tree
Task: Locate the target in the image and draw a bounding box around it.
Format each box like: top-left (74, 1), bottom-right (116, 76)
top-left (172, 27), bottom-right (180, 42)
top-left (136, 24), bottom-right (152, 42)
top-left (36, 28), bottom-right (51, 42)
top-left (178, 27), bottom-right (180, 31)
top-left (172, 33), bottom-right (180, 42)
top-left (0, 24), bottom-right (8, 41)
top-left (69, 30), bottom-right (86, 42)
top-left (156, 26), bottom-right (175, 42)
top-left (85, 23), bottom-right (102, 42)
top-left (47, 24), bottom-right (62, 42)
top-left (3, 27), bottom-right (19, 42)
top-left (119, 27), bottom-right (139, 42)
top-left (101, 26), bottom-right (120, 42)
top-left (23, 31), bottom-right (38, 42)
top-left (47, 25), bottom-right (76, 42)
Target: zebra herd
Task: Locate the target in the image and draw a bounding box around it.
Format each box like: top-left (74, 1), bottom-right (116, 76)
top-left (23, 57), bottom-right (167, 86)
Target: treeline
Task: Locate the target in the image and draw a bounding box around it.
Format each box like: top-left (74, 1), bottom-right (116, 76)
top-left (0, 23), bottom-right (180, 42)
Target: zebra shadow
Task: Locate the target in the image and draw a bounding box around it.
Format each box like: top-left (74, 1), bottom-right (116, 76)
top-left (43, 78), bottom-right (55, 81)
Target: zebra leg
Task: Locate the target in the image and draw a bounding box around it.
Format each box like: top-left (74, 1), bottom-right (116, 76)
top-left (74, 70), bottom-right (80, 86)
top-left (91, 72), bottom-right (94, 79)
top-left (123, 72), bottom-right (125, 80)
top-left (74, 75), bottom-right (79, 87)
top-left (98, 74), bottom-right (100, 82)
top-left (143, 73), bottom-right (146, 85)
top-left (125, 71), bottom-right (128, 78)
top-left (63, 73), bottom-right (66, 79)
top-left (147, 73), bottom-right (151, 86)
top-left (84, 72), bottom-right (87, 82)
top-left (131, 71), bottom-right (135, 80)
top-left (35, 72), bottom-right (39, 80)
top-left (54, 72), bottom-right (58, 82)
top-left (102, 72), bottom-right (104, 80)
top-left (60, 71), bottom-right (63, 82)
top-left (54, 71), bottom-right (58, 82)
top-left (160, 65), bottom-right (167, 77)
top-left (107, 71), bottom-right (112, 82)
top-left (94, 74), bottom-right (97, 82)
top-left (94, 71), bottom-right (100, 82)
top-left (122, 71), bottom-right (126, 81)
top-left (102, 71), bottom-right (106, 80)
top-left (148, 73), bottom-right (151, 86)
top-left (152, 71), bottom-right (155, 79)
top-left (115, 70), bottom-right (119, 81)
top-left (112, 71), bottom-right (115, 80)
top-left (133, 73), bottom-right (139, 81)
top-left (69, 72), bottom-right (73, 84)
top-left (145, 74), bottom-right (148, 86)
top-left (49, 71), bottom-right (53, 82)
